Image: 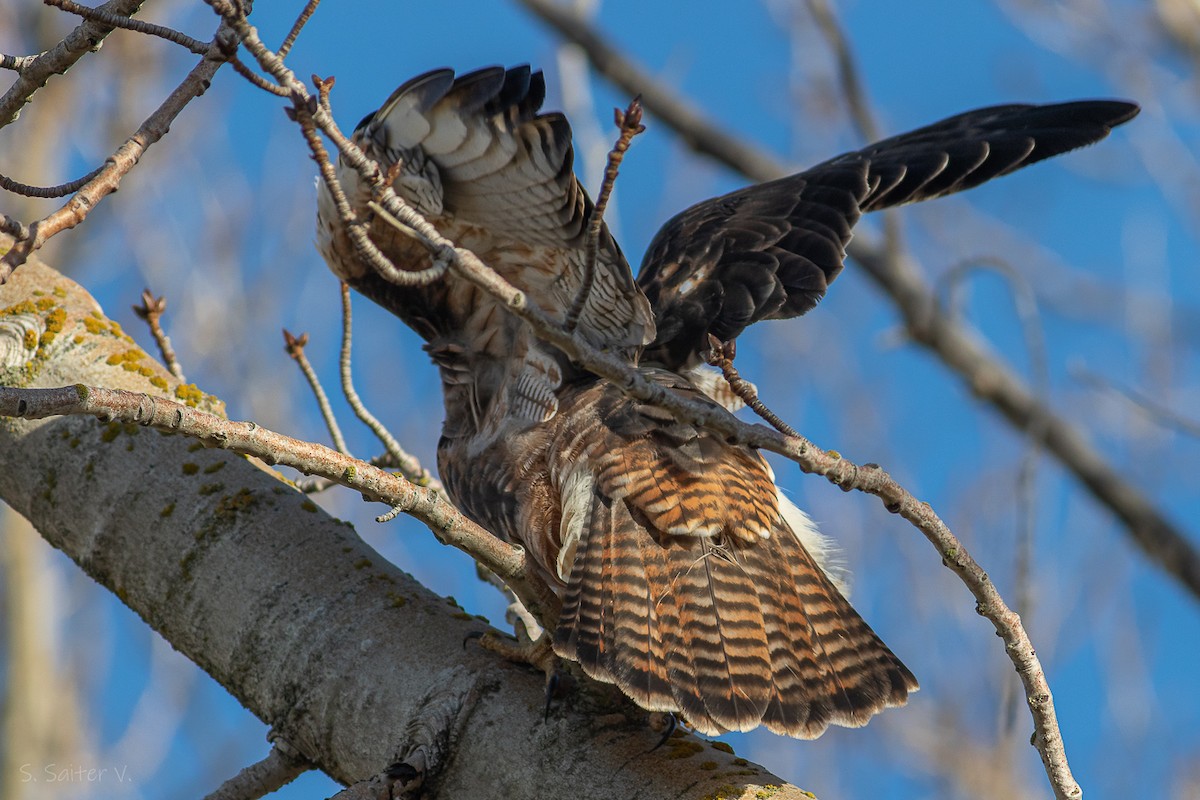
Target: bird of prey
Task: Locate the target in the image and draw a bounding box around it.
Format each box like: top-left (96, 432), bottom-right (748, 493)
top-left (316, 65), bottom-right (1137, 738)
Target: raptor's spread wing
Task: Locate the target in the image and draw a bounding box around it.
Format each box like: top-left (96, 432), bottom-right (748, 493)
top-left (332, 65), bottom-right (655, 355)
top-left (636, 100), bottom-right (1139, 370)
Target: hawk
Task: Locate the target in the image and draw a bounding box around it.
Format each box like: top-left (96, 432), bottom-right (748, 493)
top-left (316, 65), bottom-right (1137, 738)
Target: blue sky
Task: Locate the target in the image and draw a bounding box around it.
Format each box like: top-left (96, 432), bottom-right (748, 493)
top-left (23, 2), bottom-right (1200, 799)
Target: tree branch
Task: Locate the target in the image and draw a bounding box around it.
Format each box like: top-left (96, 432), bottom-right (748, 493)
top-left (0, 13), bottom-right (239, 283)
top-left (0, 0), bottom-right (146, 128)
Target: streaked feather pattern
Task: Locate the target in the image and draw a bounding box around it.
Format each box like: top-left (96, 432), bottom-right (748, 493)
top-left (316, 65), bottom-right (1137, 737)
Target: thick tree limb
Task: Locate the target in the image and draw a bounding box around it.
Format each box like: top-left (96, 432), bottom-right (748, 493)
top-left (0, 260), bottom-right (817, 800)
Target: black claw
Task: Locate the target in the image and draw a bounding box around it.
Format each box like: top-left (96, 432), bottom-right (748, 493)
top-left (651, 713), bottom-right (678, 751)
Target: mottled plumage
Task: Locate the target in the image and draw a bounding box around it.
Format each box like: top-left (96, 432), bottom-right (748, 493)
top-left (316, 65), bottom-right (1137, 737)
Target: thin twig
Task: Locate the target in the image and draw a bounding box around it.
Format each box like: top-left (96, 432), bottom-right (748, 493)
top-left (283, 329), bottom-right (349, 455)
top-left (0, 0), bottom-right (146, 128)
top-left (1072, 365), bottom-right (1200, 438)
top-left (0, 165), bottom-right (106, 199)
top-left (704, 335), bottom-right (799, 438)
top-left (565, 97), bottom-right (644, 332)
top-left (0, 53), bottom-right (47, 73)
top-left (277, 0), bottom-right (320, 59)
top-left (0, 16), bottom-right (240, 283)
top-left (132, 289), bottom-right (185, 382)
top-left (337, 283), bottom-right (444, 494)
top-left (202, 741), bottom-right (311, 800)
top-left (229, 55), bottom-right (290, 97)
top-left (514, 0), bottom-right (1200, 607)
top-left (44, 0), bottom-right (210, 54)
top-left (296, 451), bottom-right (397, 495)
top-left (0, 214), bottom-right (30, 240)
top-left (0, 384), bottom-right (559, 627)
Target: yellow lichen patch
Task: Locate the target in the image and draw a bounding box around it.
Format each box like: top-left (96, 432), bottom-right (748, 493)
top-left (182, 463), bottom-right (199, 475)
top-left (700, 786), bottom-right (739, 800)
top-left (353, 558), bottom-right (372, 570)
top-left (699, 761), bottom-right (718, 771)
top-left (387, 592), bottom-right (408, 608)
top-left (300, 499), bottom-right (318, 513)
top-left (38, 306), bottom-right (66, 348)
top-left (161, 503), bottom-right (175, 518)
top-left (203, 461), bottom-right (226, 474)
top-left (174, 383), bottom-right (206, 407)
top-left (3, 301), bottom-right (31, 316)
top-left (711, 741), bottom-right (735, 754)
top-left (198, 482), bottom-right (225, 496)
top-left (22, 328), bottom-right (37, 351)
top-left (83, 315), bottom-right (108, 335)
top-left (100, 422), bottom-right (122, 443)
top-left (52, 286), bottom-right (66, 298)
top-left (106, 349), bottom-right (146, 370)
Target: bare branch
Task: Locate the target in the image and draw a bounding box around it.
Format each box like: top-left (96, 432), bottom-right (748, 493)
top-left (228, 55), bottom-right (291, 97)
top-left (202, 741), bottom-right (311, 800)
top-left (0, 53), bottom-right (48, 74)
top-left (565, 96), bottom-right (644, 331)
top-left (0, 0), bottom-right (146, 128)
top-left (0, 16), bottom-right (240, 283)
top-left (704, 336), bottom-right (799, 438)
top-left (277, 0), bottom-right (321, 59)
top-left (44, 0), bottom-right (209, 55)
top-left (0, 383), bottom-right (559, 627)
top-left (0, 165), bottom-right (106, 199)
top-left (132, 289), bottom-right (185, 382)
top-left (283, 328), bottom-right (349, 455)
top-left (336, 284), bottom-right (444, 494)
top-left (0, 214), bottom-right (31, 240)
top-left (1072, 365), bottom-right (1200, 438)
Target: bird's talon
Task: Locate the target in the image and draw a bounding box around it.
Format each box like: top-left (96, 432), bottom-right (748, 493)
top-left (648, 712), bottom-right (678, 751)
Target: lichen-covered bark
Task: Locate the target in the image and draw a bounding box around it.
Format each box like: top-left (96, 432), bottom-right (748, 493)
top-left (0, 258), bottom-right (814, 799)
